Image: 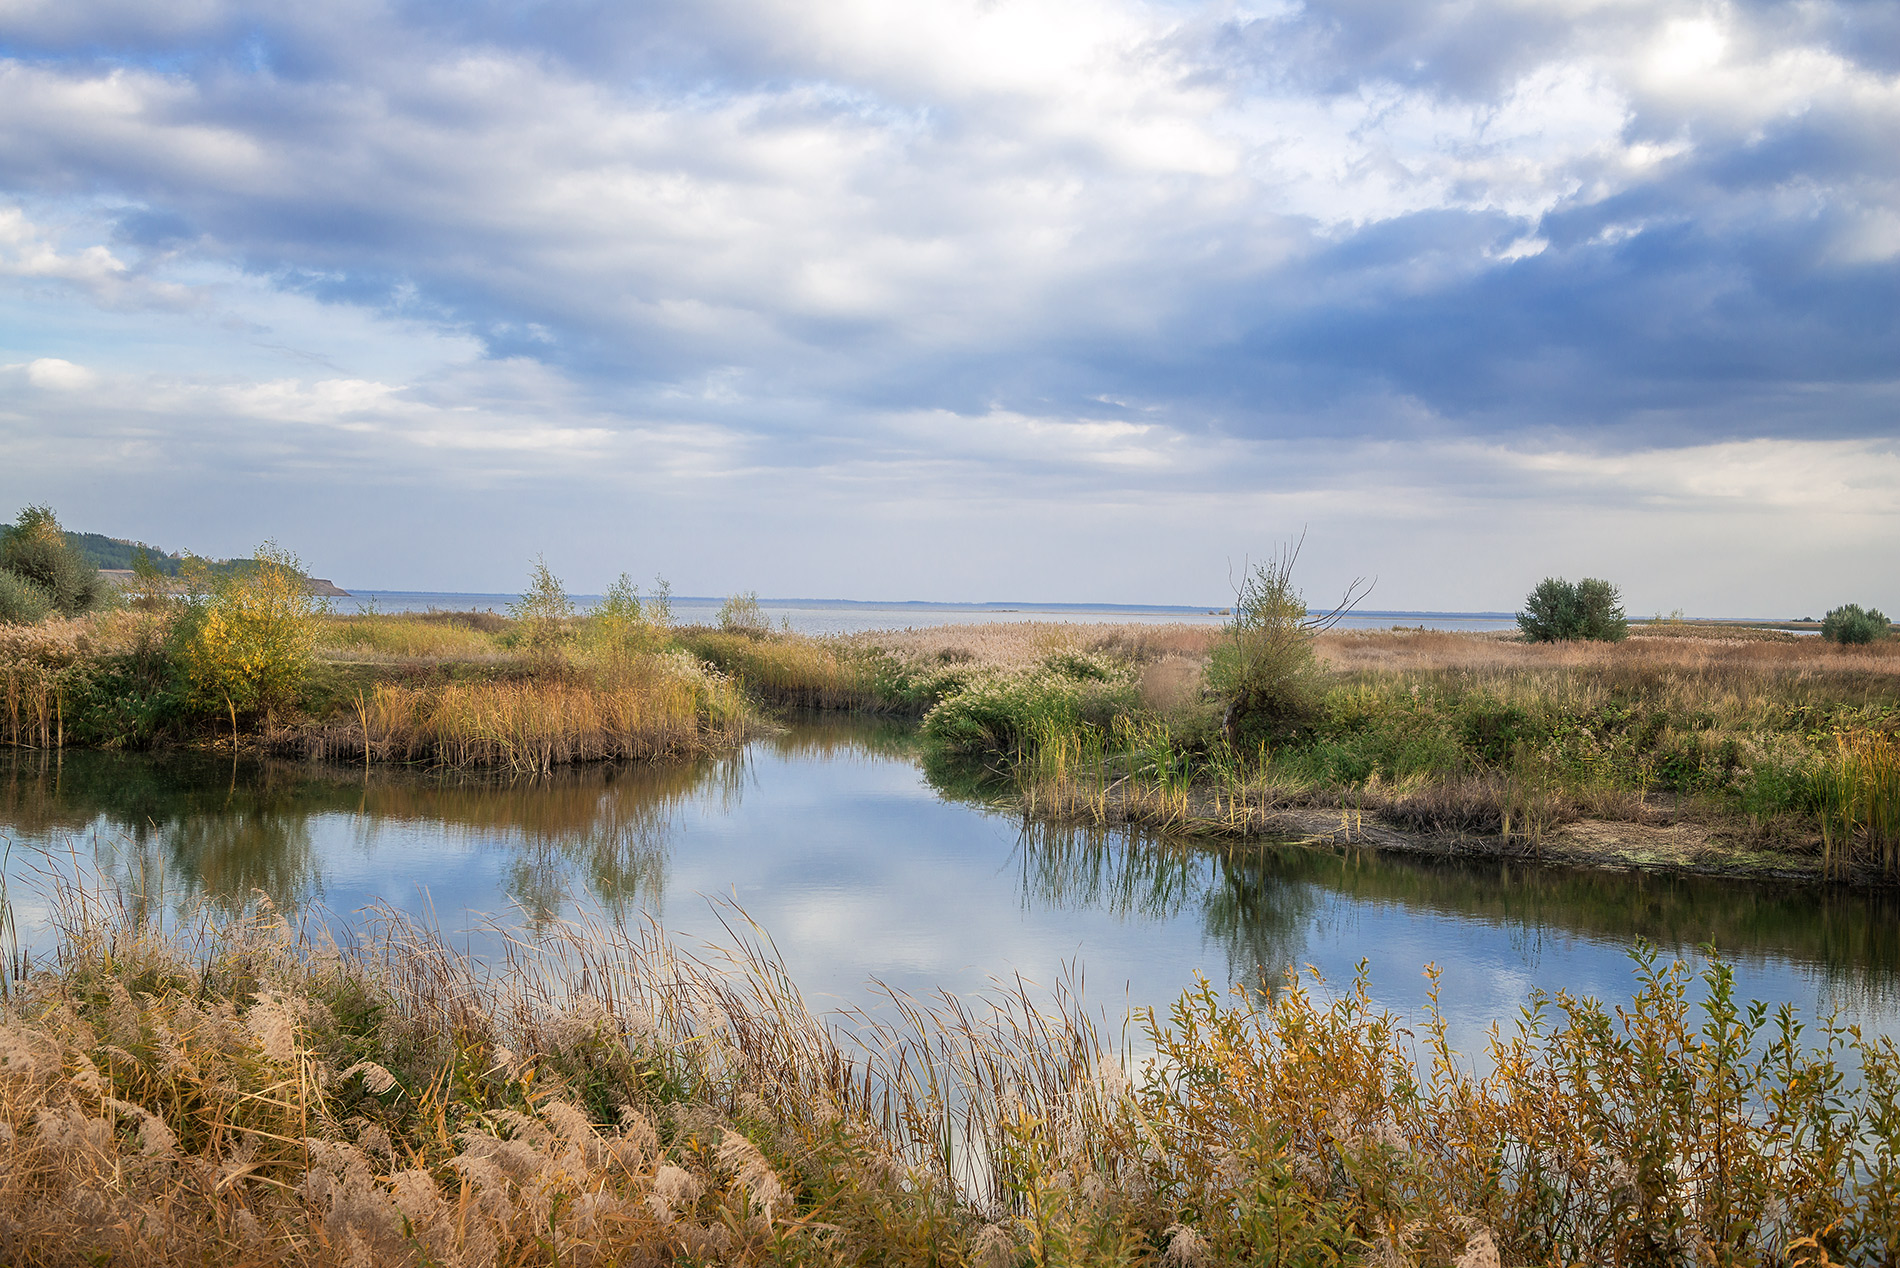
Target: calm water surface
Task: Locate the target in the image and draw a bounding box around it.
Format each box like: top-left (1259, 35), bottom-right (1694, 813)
top-left (3, 717), bottom-right (1896, 1054)
top-left (332, 592), bottom-right (1521, 636)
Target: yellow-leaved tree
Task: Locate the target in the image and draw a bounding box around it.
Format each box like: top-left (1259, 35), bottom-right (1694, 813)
top-left (175, 542), bottom-right (323, 740)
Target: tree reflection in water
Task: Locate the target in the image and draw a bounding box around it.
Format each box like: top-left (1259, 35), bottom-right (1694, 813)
top-left (1011, 821), bottom-right (1317, 989)
top-left (1010, 818), bottom-right (1900, 1010)
top-left (6, 720), bottom-right (1900, 1013)
top-left (0, 748), bottom-right (746, 929)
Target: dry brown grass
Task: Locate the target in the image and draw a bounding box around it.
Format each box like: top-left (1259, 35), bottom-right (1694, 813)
top-left (306, 656), bottom-right (748, 775)
top-left (7, 881), bottom-right (1900, 1265)
top-left (846, 622), bottom-right (1220, 672)
top-left (1318, 627), bottom-right (1900, 679)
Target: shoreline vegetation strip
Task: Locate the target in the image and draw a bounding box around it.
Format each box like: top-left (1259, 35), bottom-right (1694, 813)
top-left (1, 878), bottom-right (1899, 1264)
top-left (4, 596), bottom-right (1899, 884)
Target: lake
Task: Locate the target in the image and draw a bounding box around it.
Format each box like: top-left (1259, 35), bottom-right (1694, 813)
top-left (4, 715), bottom-right (1895, 1058)
top-left (331, 591), bottom-right (1523, 636)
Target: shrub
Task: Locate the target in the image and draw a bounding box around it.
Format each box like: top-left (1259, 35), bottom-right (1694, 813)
top-left (0, 568), bottom-right (52, 625)
top-left (1821, 603), bottom-right (1891, 645)
top-left (173, 541), bottom-right (323, 732)
top-left (507, 555), bottom-right (575, 657)
top-left (1517, 576), bottom-right (1628, 642)
top-left (1205, 542), bottom-right (1364, 747)
top-left (0, 504), bottom-right (105, 617)
top-left (717, 590), bottom-right (770, 635)
top-left (922, 666), bottom-right (1137, 757)
top-left (583, 572), bottom-right (666, 659)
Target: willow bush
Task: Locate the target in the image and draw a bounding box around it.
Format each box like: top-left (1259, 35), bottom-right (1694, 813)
top-left (173, 543), bottom-right (324, 736)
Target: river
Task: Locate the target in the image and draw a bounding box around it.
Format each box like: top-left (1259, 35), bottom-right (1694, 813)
top-left (3, 715), bottom-right (1896, 1058)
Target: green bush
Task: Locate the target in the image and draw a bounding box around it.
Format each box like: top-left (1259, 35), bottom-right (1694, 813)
top-left (0, 567), bottom-right (52, 624)
top-left (583, 572), bottom-right (667, 659)
top-left (506, 556), bottom-right (576, 656)
top-left (1517, 576), bottom-right (1628, 642)
top-left (173, 541), bottom-right (323, 729)
top-left (922, 668), bottom-right (1137, 757)
top-left (0, 504), bottom-right (106, 617)
top-left (1205, 547), bottom-right (1328, 747)
top-left (717, 590), bottom-right (770, 635)
top-left (1821, 603), bottom-right (1891, 645)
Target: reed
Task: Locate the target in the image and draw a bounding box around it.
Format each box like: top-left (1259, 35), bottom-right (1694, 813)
top-left (676, 629), bottom-right (889, 710)
top-left (324, 658), bottom-right (748, 775)
top-left (4, 878), bottom-right (1900, 1265)
top-left (1818, 729), bottom-right (1900, 878)
top-left (0, 618), bottom-right (95, 748)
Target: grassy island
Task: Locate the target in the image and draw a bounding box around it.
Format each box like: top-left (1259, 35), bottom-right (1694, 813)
top-left (682, 618), bottom-right (1900, 886)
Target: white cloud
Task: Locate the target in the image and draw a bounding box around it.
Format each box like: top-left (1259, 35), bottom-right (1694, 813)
top-left (0, 0), bottom-right (1894, 608)
top-left (23, 357), bottom-right (95, 390)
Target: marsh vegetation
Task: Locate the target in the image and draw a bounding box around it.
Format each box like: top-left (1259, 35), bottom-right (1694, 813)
top-left (7, 507), bottom-right (1900, 1259)
top-left (5, 870), bottom-right (1900, 1266)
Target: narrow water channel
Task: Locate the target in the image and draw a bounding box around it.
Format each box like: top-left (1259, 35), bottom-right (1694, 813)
top-left (4, 714), bottom-right (1898, 1056)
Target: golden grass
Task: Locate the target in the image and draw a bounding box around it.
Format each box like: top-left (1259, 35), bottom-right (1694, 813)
top-left (6, 880), bottom-right (1900, 1265)
top-left (0, 618), bottom-right (93, 747)
top-left (676, 629), bottom-right (885, 710)
top-left (1818, 729), bottom-right (1900, 878)
top-left (317, 612), bottom-right (507, 662)
top-left (313, 657), bottom-right (748, 776)
top-left (843, 621), bottom-right (1219, 672)
top-left (1318, 627), bottom-right (1900, 681)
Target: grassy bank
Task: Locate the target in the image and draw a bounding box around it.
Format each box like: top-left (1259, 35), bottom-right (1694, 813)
top-left (1, 607), bottom-right (749, 774)
top-left (4, 880), bottom-right (1900, 1264)
top-left (9, 596), bottom-right (1899, 878)
top-left (676, 621), bottom-right (1900, 883)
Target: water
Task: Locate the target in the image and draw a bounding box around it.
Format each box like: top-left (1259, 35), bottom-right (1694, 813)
top-left (332, 591), bottom-right (1521, 636)
top-left (4, 720), bottom-right (1896, 1057)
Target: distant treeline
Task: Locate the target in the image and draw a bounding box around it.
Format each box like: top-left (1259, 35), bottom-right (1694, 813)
top-left (64, 530), bottom-right (258, 579)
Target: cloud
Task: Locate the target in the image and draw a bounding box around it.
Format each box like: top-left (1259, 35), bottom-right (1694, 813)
top-left (0, 0), bottom-right (1893, 607)
top-left (21, 357), bottom-right (96, 390)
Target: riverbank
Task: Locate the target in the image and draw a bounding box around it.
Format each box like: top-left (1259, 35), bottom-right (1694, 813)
top-left (3, 878), bottom-right (1898, 1265)
top-left (6, 605), bottom-right (1897, 883)
top-left (0, 608), bottom-right (752, 774)
top-left (687, 620), bottom-right (1900, 886)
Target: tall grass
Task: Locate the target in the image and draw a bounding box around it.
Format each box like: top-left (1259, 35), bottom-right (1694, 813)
top-left (1, 618), bottom-right (101, 748)
top-left (324, 657), bottom-right (749, 775)
top-left (1818, 729), bottom-right (1900, 878)
top-left (318, 612), bottom-right (507, 660)
top-left (6, 879), bottom-right (1900, 1264)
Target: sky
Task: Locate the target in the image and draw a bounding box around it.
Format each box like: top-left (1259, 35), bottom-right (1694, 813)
top-left (0, 0), bottom-right (1895, 613)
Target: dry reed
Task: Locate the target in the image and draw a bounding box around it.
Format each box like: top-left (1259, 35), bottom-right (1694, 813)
top-left (4, 874), bottom-right (1900, 1265)
top-left (321, 657), bottom-right (748, 775)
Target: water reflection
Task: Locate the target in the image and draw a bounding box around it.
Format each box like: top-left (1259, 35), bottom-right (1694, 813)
top-left (1010, 816), bottom-right (1900, 1008)
top-left (4, 720), bottom-right (1900, 1028)
top-left (0, 746), bottom-right (738, 928)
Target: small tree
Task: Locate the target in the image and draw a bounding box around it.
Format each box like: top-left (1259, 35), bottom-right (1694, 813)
top-left (717, 590), bottom-right (770, 635)
top-left (646, 575), bottom-right (673, 627)
top-left (1821, 604), bottom-right (1891, 645)
top-left (1206, 537), bottom-right (1370, 749)
top-left (126, 546), bottom-right (175, 612)
top-left (0, 505), bottom-right (105, 617)
top-left (585, 572), bottom-right (665, 659)
top-left (509, 556), bottom-right (576, 657)
top-left (175, 541), bottom-right (323, 738)
top-left (1517, 577), bottom-right (1628, 642)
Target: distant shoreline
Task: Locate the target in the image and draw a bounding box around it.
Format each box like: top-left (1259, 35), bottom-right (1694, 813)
top-left (97, 569), bottom-right (351, 597)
